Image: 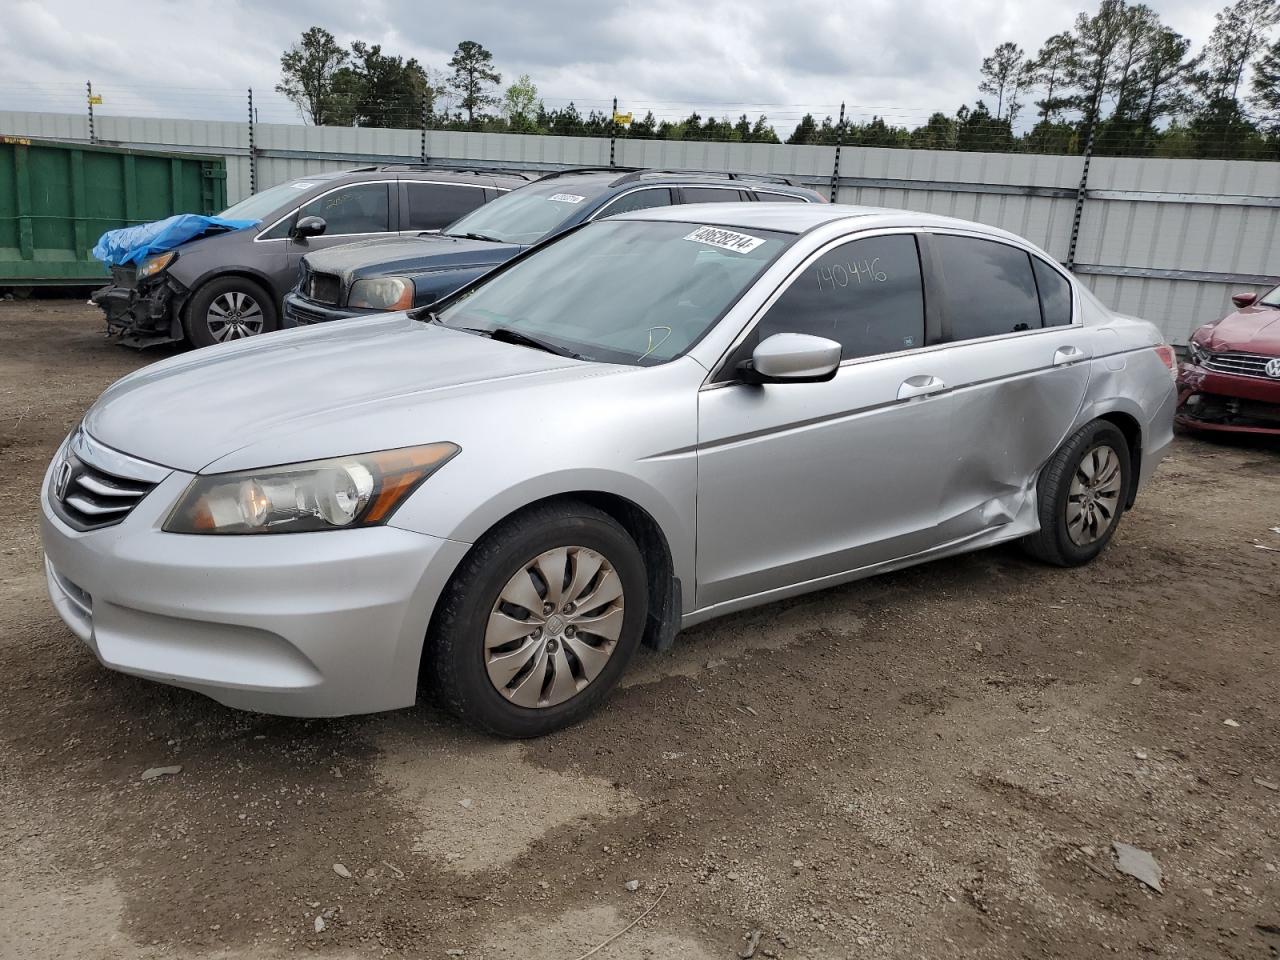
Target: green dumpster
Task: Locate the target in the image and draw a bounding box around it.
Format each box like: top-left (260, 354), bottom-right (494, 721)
top-left (0, 135), bottom-right (228, 287)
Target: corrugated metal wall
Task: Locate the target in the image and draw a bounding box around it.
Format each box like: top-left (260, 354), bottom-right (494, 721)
top-left (3, 109), bottom-right (1276, 343)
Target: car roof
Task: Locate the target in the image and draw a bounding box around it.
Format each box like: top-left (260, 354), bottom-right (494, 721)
top-left (612, 202), bottom-right (1036, 244)
top-left (529, 167), bottom-right (819, 194)
top-left (316, 166), bottom-right (533, 187)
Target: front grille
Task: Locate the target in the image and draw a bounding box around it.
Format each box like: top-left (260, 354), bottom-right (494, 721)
top-left (51, 452), bottom-right (156, 532)
top-left (286, 300), bottom-right (333, 326)
top-left (1202, 351), bottom-right (1280, 380)
top-left (303, 271), bottom-right (343, 305)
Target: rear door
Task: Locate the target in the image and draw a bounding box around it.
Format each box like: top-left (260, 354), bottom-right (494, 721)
top-left (924, 232), bottom-right (1092, 542)
top-left (399, 180), bottom-right (493, 235)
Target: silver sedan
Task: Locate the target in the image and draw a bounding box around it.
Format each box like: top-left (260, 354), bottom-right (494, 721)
top-left (40, 204), bottom-right (1178, 737)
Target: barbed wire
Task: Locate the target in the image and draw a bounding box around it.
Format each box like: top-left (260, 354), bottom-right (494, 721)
top-left (1, 81), bottom-right (1275, 159)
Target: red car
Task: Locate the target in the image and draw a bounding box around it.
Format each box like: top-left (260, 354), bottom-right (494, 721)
top-left (1177, 286), bottom-right (1280, 436)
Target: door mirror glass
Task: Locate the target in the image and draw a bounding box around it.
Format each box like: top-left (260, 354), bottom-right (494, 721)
top-left (1231, 291), bottom-right (1257, 308)
top-left (740, 333), bottom-right (841, 384)
top-left (292, 215), bottom-right (327, 239)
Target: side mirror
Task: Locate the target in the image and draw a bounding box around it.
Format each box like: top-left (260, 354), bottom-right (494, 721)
top-left (1231, 291), bottom-right (1257, 309)
top-left (292, 215), bottom-right (327, 239)
top-left (737, 333), bottom-right (842, 385)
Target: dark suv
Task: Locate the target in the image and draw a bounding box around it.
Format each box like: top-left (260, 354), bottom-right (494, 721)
top-left (282, 168), bottom-right (825, 326)
top-left (93, 165), bottom-right (530, 347)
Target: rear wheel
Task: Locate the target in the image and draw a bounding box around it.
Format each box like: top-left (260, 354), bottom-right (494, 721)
top-left (1023, 420), bottom-right (1131, 567)
top-left (427, 501), bottom-right (648, 738)
top-left (184, 276), bottom-right (278, 347)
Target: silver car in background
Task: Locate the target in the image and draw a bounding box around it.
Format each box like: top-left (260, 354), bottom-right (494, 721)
top-left (40, 204), bottom-right (1178, 737)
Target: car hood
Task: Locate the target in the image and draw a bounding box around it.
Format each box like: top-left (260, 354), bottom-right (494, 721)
top-left (1200, 304), bottom-right (1280, 354)
top-left (303, 235), bottom-right (521, 284)
top-left (83, 315), bottom-right (611, 473)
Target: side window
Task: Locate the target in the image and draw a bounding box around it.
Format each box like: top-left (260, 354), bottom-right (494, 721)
top-left (753, 234), bottom-right (926, 361)
top-left (1033, 257), bottom-right (1073, 326)
top-left (933, 236), bottom-right (1041, 340)
top-left (297, 183), bottom-right (389, 236)
top-left (405, 183), bottom-right (487, 231)
top-left (755, 191), bottom-right (805, 203)
top-left (595, 188), bottom-right (673, 218)
top-left (682, 187), bottom-right (748, 203)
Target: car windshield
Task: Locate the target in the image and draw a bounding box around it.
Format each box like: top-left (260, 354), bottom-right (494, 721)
top-left (219, 179), bottom-right (329, 222)
top-left (434, 219), bottom-right (792, 366)
top-left (441, 180), bottom-right (606, 245)
top-left (1259, 284), bottom-right (1280, 307)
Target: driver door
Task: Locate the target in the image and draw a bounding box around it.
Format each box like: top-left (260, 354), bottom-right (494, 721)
top-left (285, 181), bottom-right (396, 274)
top-left (695, 232), bottom-right (955, 610)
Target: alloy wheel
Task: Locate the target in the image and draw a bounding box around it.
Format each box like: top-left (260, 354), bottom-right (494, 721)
top-left (207, 291), bottom-right (266, 341)
top-left (484, 546), bottom-right (625, 708)
top-left (1066, 443), bottom-right (1123, 546)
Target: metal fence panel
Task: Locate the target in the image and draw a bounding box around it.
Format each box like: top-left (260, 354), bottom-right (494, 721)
top-left (2, 109), bottom-right (1276, 342)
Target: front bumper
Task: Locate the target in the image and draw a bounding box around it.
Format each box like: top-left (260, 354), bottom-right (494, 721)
top-left (1176, 362), bottom-right (1280, 436)
top-left (91, 270), bottom-right (186, 345)
top-left (39, 453), bottom-right (471, 717)
top-left (282, 292), bottom-right (380, 328)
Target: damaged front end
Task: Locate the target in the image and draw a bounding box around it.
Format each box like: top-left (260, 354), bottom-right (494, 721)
top-left (92, 258), bottom-right (189, 348)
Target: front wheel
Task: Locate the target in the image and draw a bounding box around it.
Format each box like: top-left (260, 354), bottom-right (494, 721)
top-left (184, 276), bottom-right (279, 347)
top-left (1023, 420), bottom-right (1132, 567)
top-left (427, 501), bottom-right (649, 738)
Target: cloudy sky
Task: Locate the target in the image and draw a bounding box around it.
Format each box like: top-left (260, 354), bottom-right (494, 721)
top-left (0, 0), bottom-right (1221, 133)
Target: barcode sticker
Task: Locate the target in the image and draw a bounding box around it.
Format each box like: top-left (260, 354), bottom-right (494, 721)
top-left (682, 226), bottom-right (765, 253)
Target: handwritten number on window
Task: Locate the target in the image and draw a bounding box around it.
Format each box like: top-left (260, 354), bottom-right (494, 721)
top-left (816, 257), bottom-right (888, 291)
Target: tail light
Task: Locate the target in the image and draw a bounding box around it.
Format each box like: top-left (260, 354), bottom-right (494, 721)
top-left (1154, 344), bottom-right (1177, 381)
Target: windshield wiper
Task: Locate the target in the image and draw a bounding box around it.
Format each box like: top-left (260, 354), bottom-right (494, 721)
top-left (447, 231), bottom-right (503, 243)
top-left (454, 325), bottom-right (585, 360)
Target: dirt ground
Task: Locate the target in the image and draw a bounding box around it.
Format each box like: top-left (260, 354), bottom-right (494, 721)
top-left (1, 299), bottom-right (1278, 960)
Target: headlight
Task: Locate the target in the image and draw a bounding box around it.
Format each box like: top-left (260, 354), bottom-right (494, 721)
top-left (137, 251), bottom-right (177, 281)
top-left (347, 277), bottom-right (414, 311)
top-left (163, 443), bottom-right (459, 535)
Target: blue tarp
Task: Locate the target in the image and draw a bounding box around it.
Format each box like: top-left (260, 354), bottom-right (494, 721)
top-left (92, 214), bottom-right (260, 267)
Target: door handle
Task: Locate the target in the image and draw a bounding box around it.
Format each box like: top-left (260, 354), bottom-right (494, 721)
top-left (897, 375), bottom-right (947, 401)
top-left (1053, 345), bottom-right (1087, 366)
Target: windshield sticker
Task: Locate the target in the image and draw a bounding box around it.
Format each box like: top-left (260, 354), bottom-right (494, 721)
top-left (290, 181), bottom-right (316, 190)
top-left (548, 193), bottom-right (586, 203)
top-left (682, 226), bottom-right (766, 254)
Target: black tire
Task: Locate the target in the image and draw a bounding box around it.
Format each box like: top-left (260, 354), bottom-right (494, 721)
top-left (183, 276), bottom-right (279, 348)
top-left (427, 501), bottom-right (649, 738)
top-left (1023, 420), bottom-right (1132, 567)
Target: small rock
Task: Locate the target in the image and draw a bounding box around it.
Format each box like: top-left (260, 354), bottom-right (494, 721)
top-left (706, 658), bottom-right (728, 669)
top-left (1113, 842), bottom-right (1163, 893)
top-left (332, 863), bottom-right (351, 879)
top-left (974, 641), bottom-right (983, 653)
top-left (661, 751), bottom-right (685, 760)
top-left (727, 871), bottom-right (740, 881)
top-left (1131, 677), bottom-right (1143, 686)
top-left (792, 859), bottom-right (803, 869)
top-left (458, 798), bottom-right (474, 810)
top-left (140, 765), bottom-right (182, 781)
top-left (1253, 777), bottom-right (1278, 792)
top-left (446, 951), bottom-right (465, 957)
top-left (538, 880), bottom-right (549, 889)
top-left (365, 868), bottom-right (376, 878)
top-left (1224, 719), bottom-right (1241, 728)
top-left (740, 929), bottom-right (763, 959)
top-left (1264, 863), bottom-right (1276, 873)
top-left (314, 916), bottom-right (325, 933)
top-left (1135, 750), bottom-right (1148, 760)
top-left (307, 901), bottom-right (320, 908)
top-left (1079, 845), bottom-right (1097, 857)
top-left (624, 879), bottom-right (640, 892)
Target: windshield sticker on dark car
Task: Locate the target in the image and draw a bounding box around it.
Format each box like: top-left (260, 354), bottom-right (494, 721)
top-left (682, 226), bottom-right (765, 254)
top-left (548, 193), bottom-right (587, 203)
top-left (291, 182), bottom-right (317, 190)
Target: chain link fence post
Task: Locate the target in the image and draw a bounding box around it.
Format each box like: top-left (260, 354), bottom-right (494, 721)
top-left (86, 81), bottom-right (96, 144)
top-left (1066, 94), bottom-right (1100, 271)
top-left (420, 94), bottom-right (429, 164)
top-left (609, 96), bottom-right (618, 168)
top-left (830, 101), bottom-right (845, 202)
top-left (247, 87), bottom-right (257, 196)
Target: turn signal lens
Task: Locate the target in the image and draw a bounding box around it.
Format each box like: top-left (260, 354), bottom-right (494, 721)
top-left (163, 443), bottom-right (459, 535)
top-left (1154, 344), bottom-right (1177, 381)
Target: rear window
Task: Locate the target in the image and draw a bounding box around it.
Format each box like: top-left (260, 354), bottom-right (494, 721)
top-left (1033, 258), bottom-right (1073, 326)
top-left (683, 187), bottom-right (749, 203)
top-left (405, 182), bottom-right (488, 232)
top-left (934, 236), bottom-right (1042, 341)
